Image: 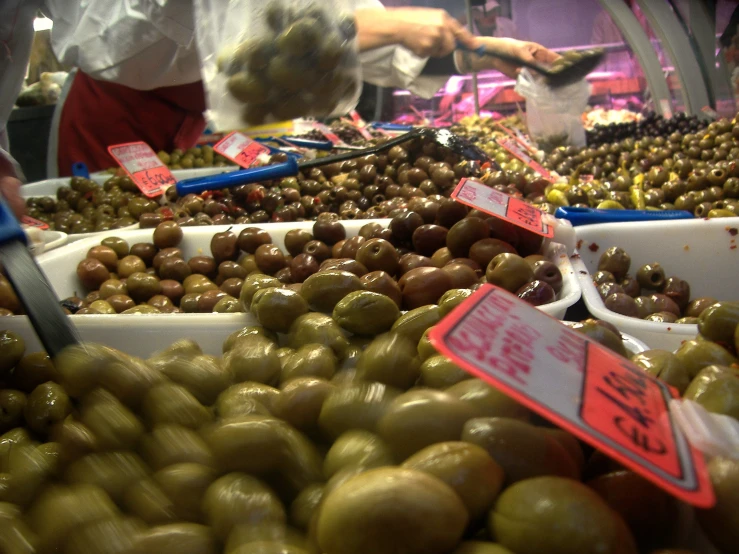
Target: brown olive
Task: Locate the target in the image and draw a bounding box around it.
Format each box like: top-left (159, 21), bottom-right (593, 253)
top-left (446, 217), bottom-right (489, 258)
top-left (86, 245), bottom-right (119, 272)
top-left (598, 246), bottom-right (631, 280)
top-left (661, 276), bottom-right (690, 311)
top-left (255, 244), bottom-right (287, 275)
top-left (442, 263), bottom-right (480, 289)
top-left (130, 243), bottom-right (158, 266)
top-left (303, 240), bottom-right (331, 262)
top-left (284, 229), bottom-right (313, 257)
top-left (153, 248), bottom-right (184, 272)
top-left (604, 293), bottom-right (639, 317)
top-left (237, 227), bottom-right (272, 254)
top-left (159, 257), bottom-right (192, 281)
top-left (313, 218), bottom-right (346, 246)
top-left (339, 236), bottom-right (366, 259)
top-left (356, 238), bottom-right (399, 276)
top-left (620, 276), bottom-right (640, 298)
top-left (127, 272), bottom-right (163, 303)
top-left (211, 230), bottom-right (239, 263)
top-left (153, 221), bottom-right (183, 249)
top-left (360, 271), bottom-right (403, 308)
top-left (108, 294), bottom-right (136, 313)
top-left (412, 224), bottom-right (449, 257)
top-left (468, 238), bottom-right (517, 269)
top-left (390, 211), bottom-right (424, 242)
top-left (77, 258), bottom-right (111, 290)
top-left (636, 263), bottom-right (666, 290)
top-left (160, 279), bottom-right (185, 304)
top-left (685, 296), bottom-right (718, 318)
top-left (320, 258), bottom-right (368, 277)
top-left (188, 256), bottom-right (217, 279)
top-left (398, 267), bottom-right (453, 310)
top-left (592, 271), bottom-right (616, 286)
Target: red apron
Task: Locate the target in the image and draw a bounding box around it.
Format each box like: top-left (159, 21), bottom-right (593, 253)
top-left (57, 72), bottom-right (207, 176)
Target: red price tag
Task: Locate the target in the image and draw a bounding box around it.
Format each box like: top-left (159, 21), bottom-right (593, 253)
top-left (451, 178), bottom-right (554, 238)
top-left (21, 215), bottom-right (49, 230)
top-left (429, 285), bottom-right (714, 508)
top-left (108, 142), bottom-right (176, 198)
top-left (496, 137), bottom-right (555, 181)
top-left (312, 122), bottom-right (349, 147)
top-left (213, 131), bottom-right (271, 168)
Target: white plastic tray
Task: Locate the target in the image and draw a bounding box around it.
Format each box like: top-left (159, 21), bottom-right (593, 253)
top-left (572, 218), bottom-right (739, 351)
top-left (2, 220), bottom-right (580, 357)
top-left (19, 167), bottom-right (234, 198)
top-left (41, 230), bottom-right (68, 252)
top-left (19, 168), bottom-right (236, 242)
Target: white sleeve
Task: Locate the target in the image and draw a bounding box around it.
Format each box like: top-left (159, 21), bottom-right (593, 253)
top-left (45, 0), bottom-right (200, 90)
top-left (0, 0), bottom-right (37, 173)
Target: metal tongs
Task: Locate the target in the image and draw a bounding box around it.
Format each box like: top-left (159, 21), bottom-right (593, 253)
top-left (456, 42), bottom-right (604, 88)
top-left (0, 200), bottom-right (79, 357)
top-left (176, 128), bottom-right (491, 196)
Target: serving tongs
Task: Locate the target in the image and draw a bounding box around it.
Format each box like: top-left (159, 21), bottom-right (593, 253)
top-left (555, 206), bottom-right (694, 226)
top-left (176, 127), bottom-right (491, 195)
top-left (0, 200), bottom-right (79, 357)
top-left (456, 42), bottom-right (604, 88)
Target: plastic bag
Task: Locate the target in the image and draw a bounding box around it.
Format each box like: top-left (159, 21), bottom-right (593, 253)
top-left (514, 69), bottom-right (591, 152)
top-left (194, 0), bottom-right (362, 132)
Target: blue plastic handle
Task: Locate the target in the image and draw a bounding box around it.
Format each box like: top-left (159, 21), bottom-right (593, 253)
top-left (555, 206), bottom-right (694, 226)
top-left (72, 162), bottom-right (90, 178)
top-left (175, 158), bottom-right (300, 196)
top-left (370, 122), bottom-right (414, 131)
top-left (252, 138), bottom-right (304, 160)
top-left (0, 198), bottom-right (27, 245)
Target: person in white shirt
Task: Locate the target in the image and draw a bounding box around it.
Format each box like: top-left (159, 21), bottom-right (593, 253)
top-left (0, 0), bottom-right (555, 217)
top-left (439, 0), bottom-right (522, 115)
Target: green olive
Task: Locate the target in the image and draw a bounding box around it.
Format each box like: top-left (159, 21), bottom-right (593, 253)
top-left (140, 423), bottom-right (215, 470)
top-left (0, 331), bottom-right (25, 374)
top-left (323, 429), bottom-right (394, 479)
top-left (332, 291), bottom-right (400, 336)
top-left (64, 451), bottom-right (150, 503)
top-left (215, 382), bottom-right (278, 419)
top-left (223, 326), bottom-right (278, 354)
top-left (273, 377), bottom-right (335, 434)
top-left (391, 305), bottom-right (441, 345)
top-left (136, 523), bottom-right (218, 554)
top-left (420, 355), bottom-right (472, 389)
top-left (698, 301), bottom-right (739, 345)
top-left (280, 344), bottom-right (337, 384)
top-left (439, 289), bottom-right (474, 318)
top-left (316, 467), bottom-right (468, 554)
top-left (300, 270), bottom-right (363, 314)
top-left (153, 464), bottom-right (218, 523)
top-left (356, 332), bottom-right (420, 389)
top-left (462, 418), bottom-right (580, 486)
top-left (224, 337), bottom-right (280, 386)
top-left (446, 379), bottom-right (531, 421)
top-left (402, 441), bottom-right (504, 525)
top-left (251, 288), bottom-right (309, 333)
top-left (0, 390), bottom-right (26, 433)
top-left (227, 72), bottom-right (270, 104)
top-left (378, 389), bottom-right (477, 461)
top-left (630, 350), bottom-right (691, 395)
top-left (318, 381), bottom-right (400, 440)
top-left (684, 364), bottom-right (739, 419)
top-left (288, 313), bottom-right (349, 358)
top-left (79, 388), bottom-right (144, 450)
top-left (696, 456), bottom-right (739, 553)
top-left (674, 339), bottom-right (738, 379)
top-left (240, 275), bottom-right (282, 312)
top-left (489, 476), bottom-right (637, 554)
top-left (24, 382), bottom-right (72, 435)
top-left (141, 383), bottom-right (212, 429)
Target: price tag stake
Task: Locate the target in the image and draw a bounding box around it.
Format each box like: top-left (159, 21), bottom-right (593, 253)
top-left (108, 142), bottom-right (176, 198)
top-left (429, 285), bottom-right (714, 508)
top-left (451, 178), bottom-right (554, 238)
top-left (214, 131), bottom-right (271, 168)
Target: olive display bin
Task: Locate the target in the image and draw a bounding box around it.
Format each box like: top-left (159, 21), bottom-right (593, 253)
top-left (4, 220), bottom-right (581, 356)
top-left (572, 217), bottom-right (739, 351)
top-left (20, 168), bottom-right (233, 242)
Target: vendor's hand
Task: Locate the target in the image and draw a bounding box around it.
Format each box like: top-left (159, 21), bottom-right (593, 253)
top-left (0, 176), bottom-right (25, 220)
top-left (356, 8), bottom-right (477, 58)
top-left (459, 37), bottom-right (561, 79)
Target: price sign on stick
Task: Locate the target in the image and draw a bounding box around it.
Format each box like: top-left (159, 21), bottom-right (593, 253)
top-left (108, 142), bottom-right (176, 198)
top-left (214, 131), bottom-right (271, 168)
top-left (312, 122), bottom-right (350, 147)
top-left (451, 178), bottom-right (554, 238)
top-left (496, 136), bottom-right (555, 181)
top-left (429, 285), bottom-right (714, 508)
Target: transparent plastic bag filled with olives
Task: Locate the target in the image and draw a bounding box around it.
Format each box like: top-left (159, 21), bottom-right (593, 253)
top-left (194, 0), bottom-right (361, 130)
top-left (514, 67), bottom-right (591, 153)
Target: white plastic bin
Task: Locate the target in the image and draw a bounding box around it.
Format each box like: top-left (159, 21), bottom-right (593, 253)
top-left (3, 220), bottom-right (580, 357)
top-left (572, 218), bottom-right (739, 351)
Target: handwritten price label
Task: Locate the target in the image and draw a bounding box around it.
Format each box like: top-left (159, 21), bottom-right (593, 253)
top-left (452, 178), bottom-right (553, 238)
top-left (21, 215), bottom-right (49, 230)
top-left (429, 285), bottom-right (714, 508)
top-left (108, 142), bottom-right (176, 198)
top-left (496, 137), bottom-right (555, 181)
top-left (214, 131), bottom-right (271, 168)
top-left (312, 122), bottom-right (349, 147)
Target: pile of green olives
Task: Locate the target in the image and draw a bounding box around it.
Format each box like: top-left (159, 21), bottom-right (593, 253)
top-left (156, 146), bottom-right (234, 170)
top-left (593, 246), bottom-right (729, 324)
top-left (538, 116), bottom-right (739, 217)
top-left (217, 3), bottom-right (357, 125)
top-left (2, 303), bottom-right (733, 554)
top-left (64, 207), bottom-right (563, 316)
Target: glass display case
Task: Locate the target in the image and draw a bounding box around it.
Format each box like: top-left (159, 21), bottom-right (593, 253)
top-left (386, 0), bottom-right (737, 124)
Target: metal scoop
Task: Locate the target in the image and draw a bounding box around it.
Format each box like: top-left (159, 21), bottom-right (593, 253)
top-left (457, 42), bottom-right (604, 88)
top-left (0, 200), bottom-right (79, 357)
top-left (176, 127), bottom-right (491, 195)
